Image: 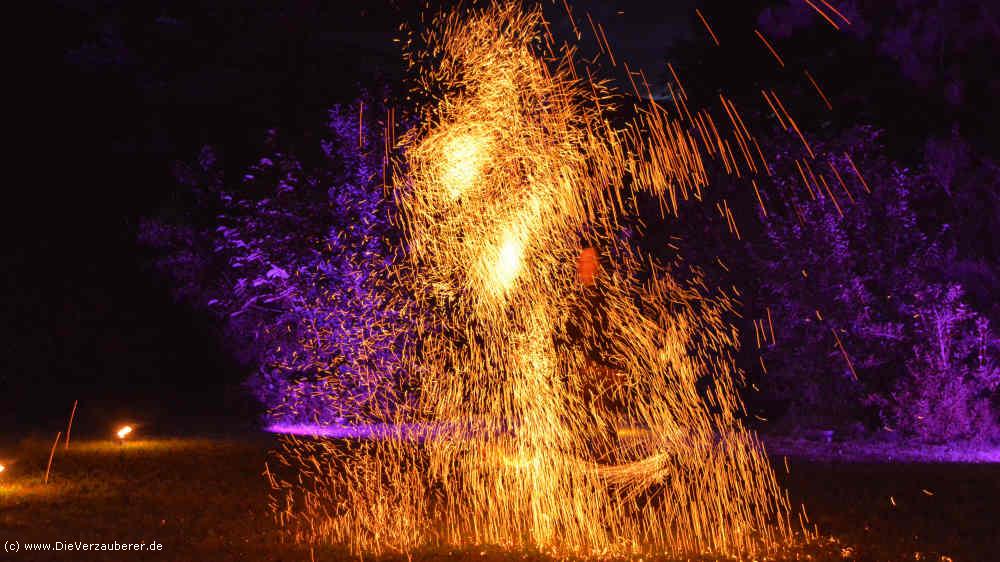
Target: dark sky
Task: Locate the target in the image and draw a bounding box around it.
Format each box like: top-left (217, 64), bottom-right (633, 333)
top-left (548, 0), bottom-right (696, 86)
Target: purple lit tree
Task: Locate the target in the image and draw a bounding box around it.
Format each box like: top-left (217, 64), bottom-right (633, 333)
top-left (884, 284), bottom-right (1000, 441)
top-left (141, 97), bottom-right (412, 425)
top-left (754, 126), bottom-right (999, 440)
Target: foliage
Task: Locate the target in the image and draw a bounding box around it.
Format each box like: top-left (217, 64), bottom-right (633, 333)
top-left (754, 126), bottom-right (999, 439)
top-left (140, 98), bottom-right (411, 424)
top-left (879, 284), bottom-right (1000, 442)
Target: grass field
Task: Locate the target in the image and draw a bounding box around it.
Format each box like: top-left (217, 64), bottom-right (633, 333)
top-left (1, 434), bottom-right (996, 561)
top-left (0, 437), bottom-right (297, 561)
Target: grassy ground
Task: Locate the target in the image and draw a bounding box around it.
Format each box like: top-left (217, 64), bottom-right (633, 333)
top-left (0, 437), bottom-right (300, 561)
top-left (1, 435), bottom-right (996, 561)
top-left (779, 457), bottom-right (998, 561)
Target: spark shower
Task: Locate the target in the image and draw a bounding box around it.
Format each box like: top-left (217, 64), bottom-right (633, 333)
top-left (269, 2), bottom-right (794, 558)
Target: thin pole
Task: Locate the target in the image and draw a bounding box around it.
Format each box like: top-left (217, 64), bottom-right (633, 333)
top-left (64, 400), bottom-right (78, 450)
top-left (45, 431), bottom-right (62, 484)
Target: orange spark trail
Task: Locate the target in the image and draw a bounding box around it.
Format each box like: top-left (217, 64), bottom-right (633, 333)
top-left (831, 328), bottom-right (859, 380)
top-left (845, 152), bottom-right (872, 193)
top-left (667, 62), bottom-right (687, 100)
top-left (761, 90), bottom-right (789, 130)
top-left (803, 0), bottom-right (841, 30)
top-left (752, 179), bottom-right (768, 217)
top-left (804, 69), bottom-right (833, 110)
top-left (818, 0), bottom-right (852, 25)
top-left (772, 90), bottom-right (815, 158)
top-left (755, 30), bottom-right (786, 68)
top-left (695, 8), bottom-right (721, 46)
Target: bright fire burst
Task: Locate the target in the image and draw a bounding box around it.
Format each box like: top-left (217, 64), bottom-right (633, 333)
top-left (440, 131), bottom-right (491, 199)
top-left (116, 426), bottom-right (133, 440)
top-left (269, 2), bottom-right (799, 558)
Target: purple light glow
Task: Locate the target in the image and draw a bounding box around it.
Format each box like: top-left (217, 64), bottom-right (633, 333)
top-left (265, 420), bottom-right (486, 442)
top-left (266, 422), bottom-right (424, 440)
top-left (269, 423), bottom-right (1000, 463)
top-left (764, 436), bottom-right (1000, 464)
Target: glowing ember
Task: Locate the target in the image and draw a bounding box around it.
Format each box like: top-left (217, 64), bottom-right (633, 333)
top-left (0, 463), bottom-right (5, 474)
top-left (269, 2), bottom-right (792, 558)
top-left (116, 426), bottom-right (133, 440)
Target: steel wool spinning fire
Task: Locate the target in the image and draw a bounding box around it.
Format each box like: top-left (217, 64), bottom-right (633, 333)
top-left (270, 3), bottom-right (793, 557)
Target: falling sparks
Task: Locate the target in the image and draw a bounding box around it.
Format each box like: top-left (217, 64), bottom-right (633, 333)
top-left (766, 307), bottom-right (777, 344)
top-left (804, 0), bottom-right (852, 28)
top-left (695, 8), bottom-right (721, 46)
top-left (116, 426), bottom-right (133, 440)
top-left (803, 0), bottom-right (841, 30)
top-left (804, 69), bottom-right (833, 110)
top-left (819, 0), bottom-right (852, 25)
top-left (256, 2), bottom-right (858, 558)
top-left (761, 90), bottom-right (789, 130)
top-left (771, 90), bottom-right (815, 159)
top-left (754, 30), bottom-right (786, 68)
top-left (830, 328), bottom-right (859, 380)
top-left (667, 62), bottom-right (687, 100)
top-left (844, 152), bottom-right (872, 193)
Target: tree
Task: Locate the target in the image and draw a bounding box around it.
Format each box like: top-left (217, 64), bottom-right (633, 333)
top-left (881, 283), bottom-right (1000, 442)
top-left (753, 125), bottom-right (999, 439)
top-left (141, 98), bottom-right (412, 424)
